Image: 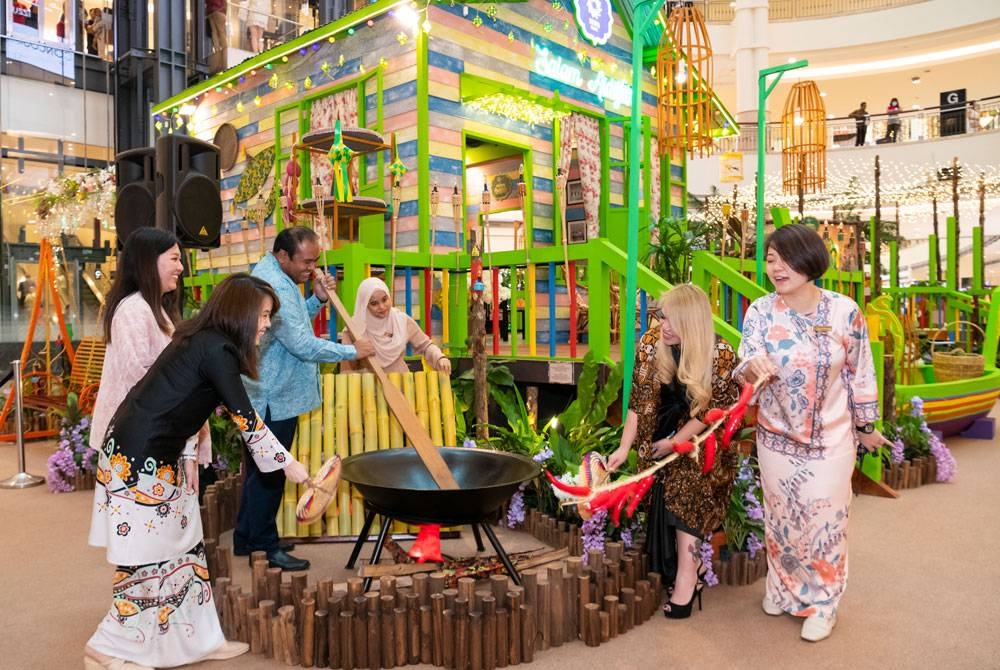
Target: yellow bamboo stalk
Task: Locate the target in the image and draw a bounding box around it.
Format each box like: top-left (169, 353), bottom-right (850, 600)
top-left (414, 371), bottom-right (430, 433)
top-left (527, 263), bottom-right (537, 356)
top-left (347, 373), bottom-right (363, 456)
top-left (426, 370), bottom-right (443, 445)
top-left (338, 480), bottom-right (351, 536)
top-left (441, 270), bottom-right (450, 343)
top-left (375, 381), bottom-right (390, 451)
top-left (309, 406), bottom-right (323, 536)
top-left (440, 373), bottom-right (457, 446)
top-left (361, 372), bottom-right (378, 453)
top-left (322, 373), bottom-right (337, 534)
top-left (295, 413), bottom-right (311, 537)
top-left (335, 374), bottom-right (349, 458)
top-left (402, 372), bottom-right (416, 447)
top-left (386, 372), bottom-right (404, 447)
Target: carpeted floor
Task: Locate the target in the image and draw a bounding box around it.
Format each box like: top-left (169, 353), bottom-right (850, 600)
top-left (2, 410), bottom-right (999, 670)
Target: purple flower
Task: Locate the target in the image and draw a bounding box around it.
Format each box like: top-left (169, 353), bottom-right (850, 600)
top-left (929, 435), bottom-right (958, 482)
top-left (462, 437), bottom-right (477, 449)
top-left (581, 509), bottom-right (608, 564)
top-left (619, 526), bottom-right (634, 549)
top-left (699, 535), bottom-right (719, 587)
top-left (909, 396), bottom-right (924, 417)
top-left (506, 490), bottom-right (525, 528)
top-left (890, 439), bottom-right (905, 465)
top-left (532, 447), bottom-right (553, 463)
top-left (746, 532), bottom-right (764, 559)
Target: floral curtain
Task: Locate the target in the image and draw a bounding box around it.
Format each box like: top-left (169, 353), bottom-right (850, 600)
top-left (558, 113), bottom-right (601, 240)
top-left (309, 88), bottom-right (359, 198)
top-left (573, 115), bottom-right (601, 240)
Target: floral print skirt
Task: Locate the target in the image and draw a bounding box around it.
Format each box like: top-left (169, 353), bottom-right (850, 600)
top-left (87, 542), bottom-right (225, 667)
top-left (758, 427), bottom-right (854, 622)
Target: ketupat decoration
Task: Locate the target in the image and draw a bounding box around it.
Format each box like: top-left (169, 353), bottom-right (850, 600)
top-left (546, 380), bottom-right (762, 527)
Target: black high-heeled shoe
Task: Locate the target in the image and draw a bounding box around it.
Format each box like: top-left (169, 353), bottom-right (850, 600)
top-left (666, 566), bottom-right (708, 597)
top-left (662, 582), bottom-right (703, 619)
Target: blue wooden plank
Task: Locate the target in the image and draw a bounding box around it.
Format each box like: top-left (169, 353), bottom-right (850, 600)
top-left (548, 261), bottom-right (557, 358)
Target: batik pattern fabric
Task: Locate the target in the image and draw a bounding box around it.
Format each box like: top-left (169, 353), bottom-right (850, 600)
top-left (87, 542), bottom-right (224, 668)
top-left (737, 290), bottom-right (880, 622)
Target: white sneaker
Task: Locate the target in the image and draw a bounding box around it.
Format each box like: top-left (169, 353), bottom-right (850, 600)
top-left (761, 595), bottom-right (783, 616)
top-left (801, 613), bottom-right (836, 642)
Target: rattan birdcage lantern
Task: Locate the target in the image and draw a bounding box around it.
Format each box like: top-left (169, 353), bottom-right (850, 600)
top-left (781, 81), bottom-right (826, 194)
top-left (656, 4), bottom-right (714, 158)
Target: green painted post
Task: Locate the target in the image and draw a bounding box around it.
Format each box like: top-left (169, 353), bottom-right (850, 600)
top-left (946, 216), bottom-right (957, 290)
top-left (588, 245), bottom-right (611, 362)
top-left (928, 234), bottom-right (939, 285)
top-left (448, 268), bottom-right (469, 357)
top-left (972, 226), bottom-right (983, 291)
top-left (755, 60), bottom-right (808, 285)
top-left (622, 0), bottom-right (666, 407)
top-left (889, 241), bottom-right (898, 289)
top-left (340, 244), bottom-right (367, 309)
top-left (984, 286), bottom-right (1000, 368)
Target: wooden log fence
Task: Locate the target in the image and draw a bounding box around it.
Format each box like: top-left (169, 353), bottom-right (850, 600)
top-left (206, 525), bottom-right (663, 668)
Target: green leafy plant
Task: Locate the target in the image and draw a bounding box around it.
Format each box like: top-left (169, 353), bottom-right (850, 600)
top-left (451, 361), bottom-right (519, 440)
top-left (645, 216), bottom-right (718, 284)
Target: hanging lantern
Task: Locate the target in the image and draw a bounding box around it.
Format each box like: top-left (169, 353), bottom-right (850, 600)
top-left (656, 4), bottom-right (715, 158)
top-left (781, 81), bottom-right (826, 195)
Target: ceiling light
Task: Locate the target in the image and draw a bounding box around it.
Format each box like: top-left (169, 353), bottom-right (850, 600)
top-left (911, 76), bottom-right (921, 85)
top-left (797, 40), bottom-right (1000, 78)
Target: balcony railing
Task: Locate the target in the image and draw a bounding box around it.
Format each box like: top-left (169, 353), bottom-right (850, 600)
top-left (715, 95), bottom-right (1000, 154)
top-left (698, 0), bottom-right (932, 23)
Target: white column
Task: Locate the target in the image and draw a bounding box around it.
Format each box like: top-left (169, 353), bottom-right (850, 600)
top-left (733, 0), bottom-right (769, 124)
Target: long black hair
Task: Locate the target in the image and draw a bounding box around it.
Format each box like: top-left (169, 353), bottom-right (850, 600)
top-left (102, 228), bottom-right (182, 342)
top-left (172, 274), bottom-right (280, 379)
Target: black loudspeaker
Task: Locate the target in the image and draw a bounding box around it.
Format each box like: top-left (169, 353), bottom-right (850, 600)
top-left (155, 135), bottom-right (222, 249)
top-left (114, 147), bottom-right (156, 249)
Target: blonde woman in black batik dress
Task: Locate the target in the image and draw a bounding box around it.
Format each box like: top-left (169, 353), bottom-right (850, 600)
top-left (608, 284), bottom-right (740, 619)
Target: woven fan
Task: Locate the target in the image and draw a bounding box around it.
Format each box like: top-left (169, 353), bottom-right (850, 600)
top-left (295, 455), bottom-right (342, 524)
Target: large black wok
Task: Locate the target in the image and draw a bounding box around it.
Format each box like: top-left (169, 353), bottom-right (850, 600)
top-left (341, 447), bottom-right (540, 589)
top-left (340, 447), bottom-right (540, 525)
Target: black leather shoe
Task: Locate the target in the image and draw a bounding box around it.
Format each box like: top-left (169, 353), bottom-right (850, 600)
top-left (278, 538), bottom-right (296, 552)
top-left (266, 549), bottom-right (310, 571)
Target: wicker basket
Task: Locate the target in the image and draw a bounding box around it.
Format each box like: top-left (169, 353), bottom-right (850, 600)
top-left (931, 321), bottom-right (985, 382)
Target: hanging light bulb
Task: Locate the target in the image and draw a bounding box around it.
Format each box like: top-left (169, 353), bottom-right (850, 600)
top-left (675, 59), bottom-right (687, 85)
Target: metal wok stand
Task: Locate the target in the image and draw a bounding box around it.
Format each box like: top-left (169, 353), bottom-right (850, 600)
top-left (346, 506), bottom-right (522, 592)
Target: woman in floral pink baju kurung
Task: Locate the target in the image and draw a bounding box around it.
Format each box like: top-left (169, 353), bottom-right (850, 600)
top-left (737, 224), bottom-right (888, 642)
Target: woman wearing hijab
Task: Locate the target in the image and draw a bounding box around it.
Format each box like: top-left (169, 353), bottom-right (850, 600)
top-left (341, 276), bottom-right (451, 375)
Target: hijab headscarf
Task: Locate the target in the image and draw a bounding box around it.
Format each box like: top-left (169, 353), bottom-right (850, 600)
top-left (352, 277), bottom-right (411, 369)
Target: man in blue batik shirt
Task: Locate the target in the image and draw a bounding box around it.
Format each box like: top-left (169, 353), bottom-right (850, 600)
top-left (235, 226), bottom-right (374, 571)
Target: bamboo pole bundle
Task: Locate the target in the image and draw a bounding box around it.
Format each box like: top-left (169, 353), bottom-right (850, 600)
top-left (413, 371), bottom-right (430, 434)
top-left (440, 374), bottom-right (457, 446)
top-left (386, 372), bottom-right (404, 447)
top-left (426, 370), bottom-right (443, 446)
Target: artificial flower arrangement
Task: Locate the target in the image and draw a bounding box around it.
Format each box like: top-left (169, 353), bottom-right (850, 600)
top-left (35, 166), bottom-right (116, 240)
top-left (881, 396), bottom-right (957, 482)
top-left (46, 393), bottom-right (97, 492)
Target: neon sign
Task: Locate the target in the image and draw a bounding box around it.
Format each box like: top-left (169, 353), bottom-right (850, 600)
top-left (533, 46), bottom-right (632, 108)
